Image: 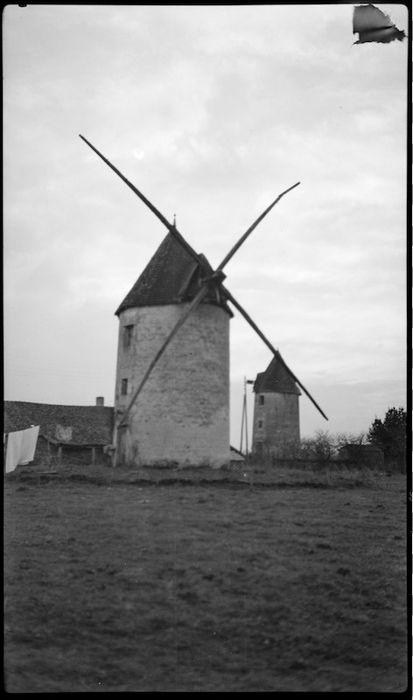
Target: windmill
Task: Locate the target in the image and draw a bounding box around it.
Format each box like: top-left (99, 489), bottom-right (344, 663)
top-left (252, 352), bottom-right (302, 460)
top-left (79, 135), bottom-right (328, 467)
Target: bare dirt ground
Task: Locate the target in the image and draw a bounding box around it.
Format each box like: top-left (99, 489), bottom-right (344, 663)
top-left (4, 464), bottom-right (408, 692)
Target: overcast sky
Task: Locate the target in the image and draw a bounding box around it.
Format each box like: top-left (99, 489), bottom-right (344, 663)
top-left (4, 3), bottom-right (408, 444)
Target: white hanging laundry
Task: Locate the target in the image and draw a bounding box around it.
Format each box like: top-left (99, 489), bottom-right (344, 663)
top-left (5, 431), bottom-right (24, 473)
top-left (19, 426), bottom-right (40, 465)
top-left (5, 426), bottom-right (40, 472)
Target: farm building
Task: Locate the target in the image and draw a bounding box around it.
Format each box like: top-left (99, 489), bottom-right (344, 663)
top-left (251, 353), bottom-right (301, 459)
top-left (4, 399), bottom-right (114, 466)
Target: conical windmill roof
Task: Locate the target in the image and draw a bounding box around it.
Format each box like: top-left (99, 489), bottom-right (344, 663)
top-left (115, 230), bottom-right (232, 316)
top-left (254, 353), bottom-right (301, 395)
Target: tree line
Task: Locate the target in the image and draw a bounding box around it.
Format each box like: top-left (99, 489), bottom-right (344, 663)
top-left (298, 406), bottom-right (407, 471)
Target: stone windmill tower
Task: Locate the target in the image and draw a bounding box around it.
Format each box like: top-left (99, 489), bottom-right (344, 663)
top-left (114, 230), bottom-right (232, 467)
top-left (252, 352), bottom-right (301, 459)
top-left (80, 135), bottom-right (328, 468)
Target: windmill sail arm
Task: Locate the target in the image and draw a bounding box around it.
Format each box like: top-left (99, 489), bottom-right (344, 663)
top-left (216, 182), bottom-right (300, 271)
top-left (273, 352), bottom-right (328, 422)
top-left (179, 182), bottom-right (300, 275)
top-left (80, 135), bottom-right (300, 283)
top-left (79, 134), bottom-right (173, 230)
top-left (79, 135), bottom-right (208, 269)
top-left (222, 286), bottom-right (328, 421)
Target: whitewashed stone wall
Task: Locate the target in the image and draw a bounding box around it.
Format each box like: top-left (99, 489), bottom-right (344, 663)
top-left (252, 392), bottom-right (300, 458)
top-left (114, 303), bottom-right (230, 468)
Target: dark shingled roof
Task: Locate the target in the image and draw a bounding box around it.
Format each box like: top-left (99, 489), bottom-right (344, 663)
top-left (115, 230), bottom-right (232, 316)
top-left (254, 353), bottom-right (301, 395)
top-left (4, 401), bottom-right (114, 446)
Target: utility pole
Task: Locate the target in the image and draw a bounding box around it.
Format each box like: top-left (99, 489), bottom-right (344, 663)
top-left (240, 377), bottom-right (254, 457)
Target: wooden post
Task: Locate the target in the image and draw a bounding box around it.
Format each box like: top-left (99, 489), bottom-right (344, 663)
top-left (91, 447), bottom-right (96, 465)
top-left (4, 434), bottom-right (8, 473)
top-left (57, 445), bottom-right (62, 463)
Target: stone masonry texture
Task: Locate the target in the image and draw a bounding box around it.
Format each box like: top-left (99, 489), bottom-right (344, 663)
top-left (114, 303), bottom-right (230, 467)
top-left (252, 391), bottom-right (300, 458)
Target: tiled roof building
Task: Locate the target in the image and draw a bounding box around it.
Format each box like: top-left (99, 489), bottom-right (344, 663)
top-left (4, 400), bottom-right (114, 446)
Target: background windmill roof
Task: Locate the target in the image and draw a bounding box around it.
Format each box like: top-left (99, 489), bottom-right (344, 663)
top-left (254, 353), bottom-right (301, 395)
top-left (116, 230), bottom-right (232, 316)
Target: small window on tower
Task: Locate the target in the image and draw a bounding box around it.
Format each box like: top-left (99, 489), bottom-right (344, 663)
top-left (259, 395), bottom-right (265, 405)
top-left (258, 420), bottom-right (263, 429)
top-left (121, 378), bottom-right (128, 395)
top-left (123, 325), bottom-right (134, 349)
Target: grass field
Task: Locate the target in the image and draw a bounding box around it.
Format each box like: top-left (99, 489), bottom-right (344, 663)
top-left (4, 464), bottom-right (408, 692)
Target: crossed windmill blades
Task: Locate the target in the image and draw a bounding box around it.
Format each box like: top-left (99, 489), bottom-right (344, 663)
top-left (79, 135), bottom-right (328, 426)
